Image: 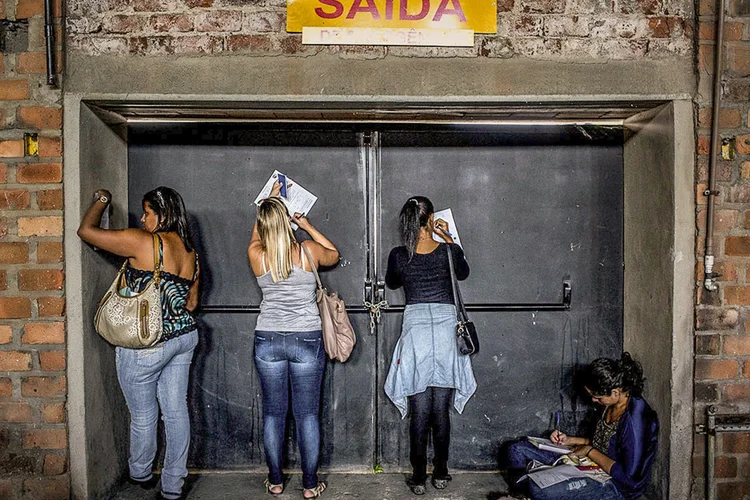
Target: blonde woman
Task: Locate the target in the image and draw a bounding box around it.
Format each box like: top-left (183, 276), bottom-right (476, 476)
top-left (248, 182), bottom-right (339, 498)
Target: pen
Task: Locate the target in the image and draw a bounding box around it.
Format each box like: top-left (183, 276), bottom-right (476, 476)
top-left (554, 411), bottom-right (561, 443)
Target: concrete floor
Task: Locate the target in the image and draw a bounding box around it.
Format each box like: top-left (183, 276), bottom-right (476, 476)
top-left (112, 472), bottom-right (515, 500)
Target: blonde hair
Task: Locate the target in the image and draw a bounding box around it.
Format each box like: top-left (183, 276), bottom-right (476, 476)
top-left (257, 197), bottom-right (296, 283)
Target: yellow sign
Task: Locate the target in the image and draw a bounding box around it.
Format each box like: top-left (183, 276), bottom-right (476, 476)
top-left (287, 0), bottom-right (496, 34)
top-left (302, 27), bottom-right (474, 46)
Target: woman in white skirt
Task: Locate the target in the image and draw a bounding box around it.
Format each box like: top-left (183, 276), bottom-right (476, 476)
top-left (384, 196), bottom-right (477, 496)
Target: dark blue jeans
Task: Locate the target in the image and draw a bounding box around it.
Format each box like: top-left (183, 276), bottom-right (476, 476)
top-left (506, 440), bottom-right (625, 500)
top-left (254, 330), bottom-right (325, 490)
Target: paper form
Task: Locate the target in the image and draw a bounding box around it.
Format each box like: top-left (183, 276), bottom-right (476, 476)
top-left (432, 208), bottom-right (462, 248)
top-left (254, 170), bottom-right (318, 228)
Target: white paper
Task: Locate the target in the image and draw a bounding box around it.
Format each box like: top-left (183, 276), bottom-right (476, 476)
top-left (432, 208), bottom-right (462, 247)
top-left (521, 465), bottom-right (587, 489)
top-left (527, 436), bottom-right (573, 455)
top-left (253, 170), bottom-right (318, 229)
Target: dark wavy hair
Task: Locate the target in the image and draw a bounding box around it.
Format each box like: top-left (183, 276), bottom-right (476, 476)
top-left (584, 352), bottom-right (644, 397)
top-left (142, 186), bottom-right (193, 252)
top-left (399, 196), bottom-right (434, 260)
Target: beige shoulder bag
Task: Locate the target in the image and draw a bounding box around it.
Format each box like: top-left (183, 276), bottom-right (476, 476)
top-left (94, 233), bottom-right (164, 348)
top-left (302, 244), bottom-right (356, 362)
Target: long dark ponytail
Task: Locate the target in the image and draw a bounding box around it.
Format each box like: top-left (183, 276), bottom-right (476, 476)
top-left (399, 196), bottom-right (434, 260)
top-left (584, 352), bottom-right (645, 397)
top-left (142, 186), bottom-right (194, 252)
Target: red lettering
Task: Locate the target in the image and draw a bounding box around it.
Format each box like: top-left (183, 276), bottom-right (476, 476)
top-left (346, 0), bottom-right (381, 19)
top-left (400, 0), bottom-right (429, 21)
top-left (385, 0), bottom-right (394, 20)
top-left (433, 0), bottom-right (467, 22)
top-left (315, 0), bottom-right (345, 19)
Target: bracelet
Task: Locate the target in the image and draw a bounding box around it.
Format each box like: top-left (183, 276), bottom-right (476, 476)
top-left (585, 447), bottom-right (594, 458)
top-left (97, 195), bottom-right (109, 204)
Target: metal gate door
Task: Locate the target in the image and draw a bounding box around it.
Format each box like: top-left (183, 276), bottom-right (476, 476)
top-left (127, 123), bottom-right (622, 472)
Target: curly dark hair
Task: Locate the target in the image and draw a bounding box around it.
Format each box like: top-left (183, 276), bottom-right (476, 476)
top-left (584, 352), bottom-right (644, 397)
top-left (399, 196), bottom-right (434, 260)
top-left (142, 186), bottom-right (193, 252)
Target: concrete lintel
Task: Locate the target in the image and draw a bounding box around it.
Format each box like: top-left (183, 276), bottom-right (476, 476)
top-left (65, 53), bottom-right (696, 99)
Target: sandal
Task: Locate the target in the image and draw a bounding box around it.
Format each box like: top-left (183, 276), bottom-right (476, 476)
top-left (406, 479), bottom-right (426, 496)
top-left (431, 474), bottom-right (452, 490)
top-left (263, 478), bottom-right (283, 495)
top-left (303, 481), bottom-right (326, 498)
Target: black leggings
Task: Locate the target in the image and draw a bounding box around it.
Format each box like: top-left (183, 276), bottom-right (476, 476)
top-left (408, 387), bottom-right (453, 484)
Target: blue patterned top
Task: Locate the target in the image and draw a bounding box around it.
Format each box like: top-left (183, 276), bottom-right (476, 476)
top-left (124, 236), bottom-right (197, 343)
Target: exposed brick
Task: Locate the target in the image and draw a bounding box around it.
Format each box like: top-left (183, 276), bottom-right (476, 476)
top-left (22, 322), bottom-right (64, 344)
top-left (0, 481), bottom-right (12, 499)
top-left (195, 10), bottom-right (242, 32)
top-left (23, 429), bottom-right (66, 450)
top-left (724, 335), bottom-right (750, 355)
top-left (42, 454), bottom-right (66, 475)
top-left (730, 45), bottom-right (750, 76)
top-left (172, 35), bottom-right (223, 54)
top-left (243, 11), bottom-right (284, 33)
top-left (697, 108), bottom-right (743, 128)
top-left (695, 381), bottom-right (719, 402)
top-left (737, 134), bottom-right (750, 155)
top-left (715, 456), bottom-right (738, 478)
top-left (37, 189), bottom-right (62, 210)
top-left (41, 403), bottom-right (64, 424)
top-left (18, 216), bottom-right (63, 236)
top-left (743, 162), bottom-right (750, 179)
top-left (698, 22), bottom-right (744, 41)
top-left (103, 14), bottom-right (148, 34)
top-left (18, 269), bottom-right (64, 291)
top-left (724, 432), bottom-right (750, 452)
top-left (16, 0), bottom-right (43, 19)
top-left (717, 481), bottom-right (750, 500)
top-left (696, 308), bottom-right (739, 330)
top-left (0, 189), bottom-right (30, 209)
top-left (695, 358), bottom-right (738, 379)
top-left (697, 136), bottom-right (710, 155)
top-left (617, 0), bottom-right (659, 14)
top-left (0, 325), bottom-right (11, 344)
top-left (150, 13), bottom-right (193, 32)
top-left (0, 163), bottom-right (6, 183)
top-left (37, 297), bottom-right (64, 317)
top-left (0, 270), bottom-right (6, 291)
top-left (515, 15), bottom-right (544, 36)
top-left (0, 140), bottom-right (24, 158)
top-left (22, 476), bottom-right (70, 500)
top-left (16, 163), bottom-right (62, 183)
top-left (21, 376), bottom-right (65, 397)
top-left (0, 297), bottom-right (32, 318)
top-left (17, 107), bottom-right (62, 130)
top-left (38, 351), bottom-right (64, 371)
top-left (730, 0), bottom-right (750, 15)
top-left (725, 236), bottom-right (750, 255)
top-left (0, 80), bottom-right (30, 100)
top-left (696, 334), bottom-right (720, 355)
top-left (520, 0), bottom-right (565, 13)
top-left (647, 17), bottom-right (670, 38)
top-left (226, 34), bottom-right (273, 52)
top-left (37, 241), bottom-right (62, 263)
top-left (37, 137), bottom-right (61, 158)
top-left (0, 351), bottom-right (32, 371)
top-left (0, 402), bottom-right (32, 422)
top-left (744, 360), bottom-right (750, 377)
top-left (726, 78), bottom-right (750, 101)
top-left (184, 0), bottom-right (213, 6)
top-left (16, 51), bottom-right (46, 74)
top-left (0, 378), bottom-right (11, 397)
top-left (0, 242), bottom-right (29, 264)
top-left (723, 383), bottom-right (750, 403)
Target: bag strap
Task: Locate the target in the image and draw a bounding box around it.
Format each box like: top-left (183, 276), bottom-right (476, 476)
top-left (301, 243), bottom-right (324, 290)
top-left (152, 233), bottom-right (162, 283)
top-left (446, 245), bottom-right (468, 322)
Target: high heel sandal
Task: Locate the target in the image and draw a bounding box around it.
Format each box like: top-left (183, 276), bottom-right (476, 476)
top-left (264, 478), bottom-right (283, 495)
top-left (303, 481), bottom-right (326, 498)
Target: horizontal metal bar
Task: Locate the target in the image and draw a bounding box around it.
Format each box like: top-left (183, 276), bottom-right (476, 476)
top-left (199, 305), bottom-right (371, 314)
top-left (126, 117), bottom-right (624, 126)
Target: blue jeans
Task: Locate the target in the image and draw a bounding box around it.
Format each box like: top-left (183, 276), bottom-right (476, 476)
top-left (506, 440), bottom-right (625, 500)
top-left (254, 330), bottom-right (326, 490)
top-left (116, 330), bottom-right (198, 500)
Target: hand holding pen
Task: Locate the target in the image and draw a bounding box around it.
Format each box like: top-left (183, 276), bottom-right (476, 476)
top-left (433, 218), bottom-right (454, 243)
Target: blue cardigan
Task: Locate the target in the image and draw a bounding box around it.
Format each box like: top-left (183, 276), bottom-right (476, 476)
top-left (606, 396), bottom-right (659, 499)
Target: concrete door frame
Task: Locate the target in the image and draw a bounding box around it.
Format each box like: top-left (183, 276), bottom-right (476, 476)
top-left (63, 95), bottom-right (694, 499)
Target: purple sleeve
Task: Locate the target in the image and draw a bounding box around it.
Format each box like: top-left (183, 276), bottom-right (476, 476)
top-left (609, 410), bottom-right (657, 491)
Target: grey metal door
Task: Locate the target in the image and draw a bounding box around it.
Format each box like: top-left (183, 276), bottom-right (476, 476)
top-left (128, 124), bottom-right (623, 472)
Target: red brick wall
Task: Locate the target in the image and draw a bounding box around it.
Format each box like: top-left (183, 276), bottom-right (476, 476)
top-left (66, 0), bottom-right (693, 59)
top-left (694, 0), bottom-right (750, 498)
top-left (0, 0), bottom-right (67, 498)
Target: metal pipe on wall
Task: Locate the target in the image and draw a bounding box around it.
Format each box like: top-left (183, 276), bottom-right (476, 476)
top-left (704, 0), bottom-right (727, 291)
top-left (43, 0), bottom-right (56, 86)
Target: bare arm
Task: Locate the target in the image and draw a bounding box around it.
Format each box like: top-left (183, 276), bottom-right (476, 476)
top-left (77, 189), bottom-right (149, 258)
top-left (293, 213), bottom-right (339, 267)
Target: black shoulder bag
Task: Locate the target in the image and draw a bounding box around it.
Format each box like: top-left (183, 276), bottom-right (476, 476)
top-left (447, 246), bottom-right (479, 356)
